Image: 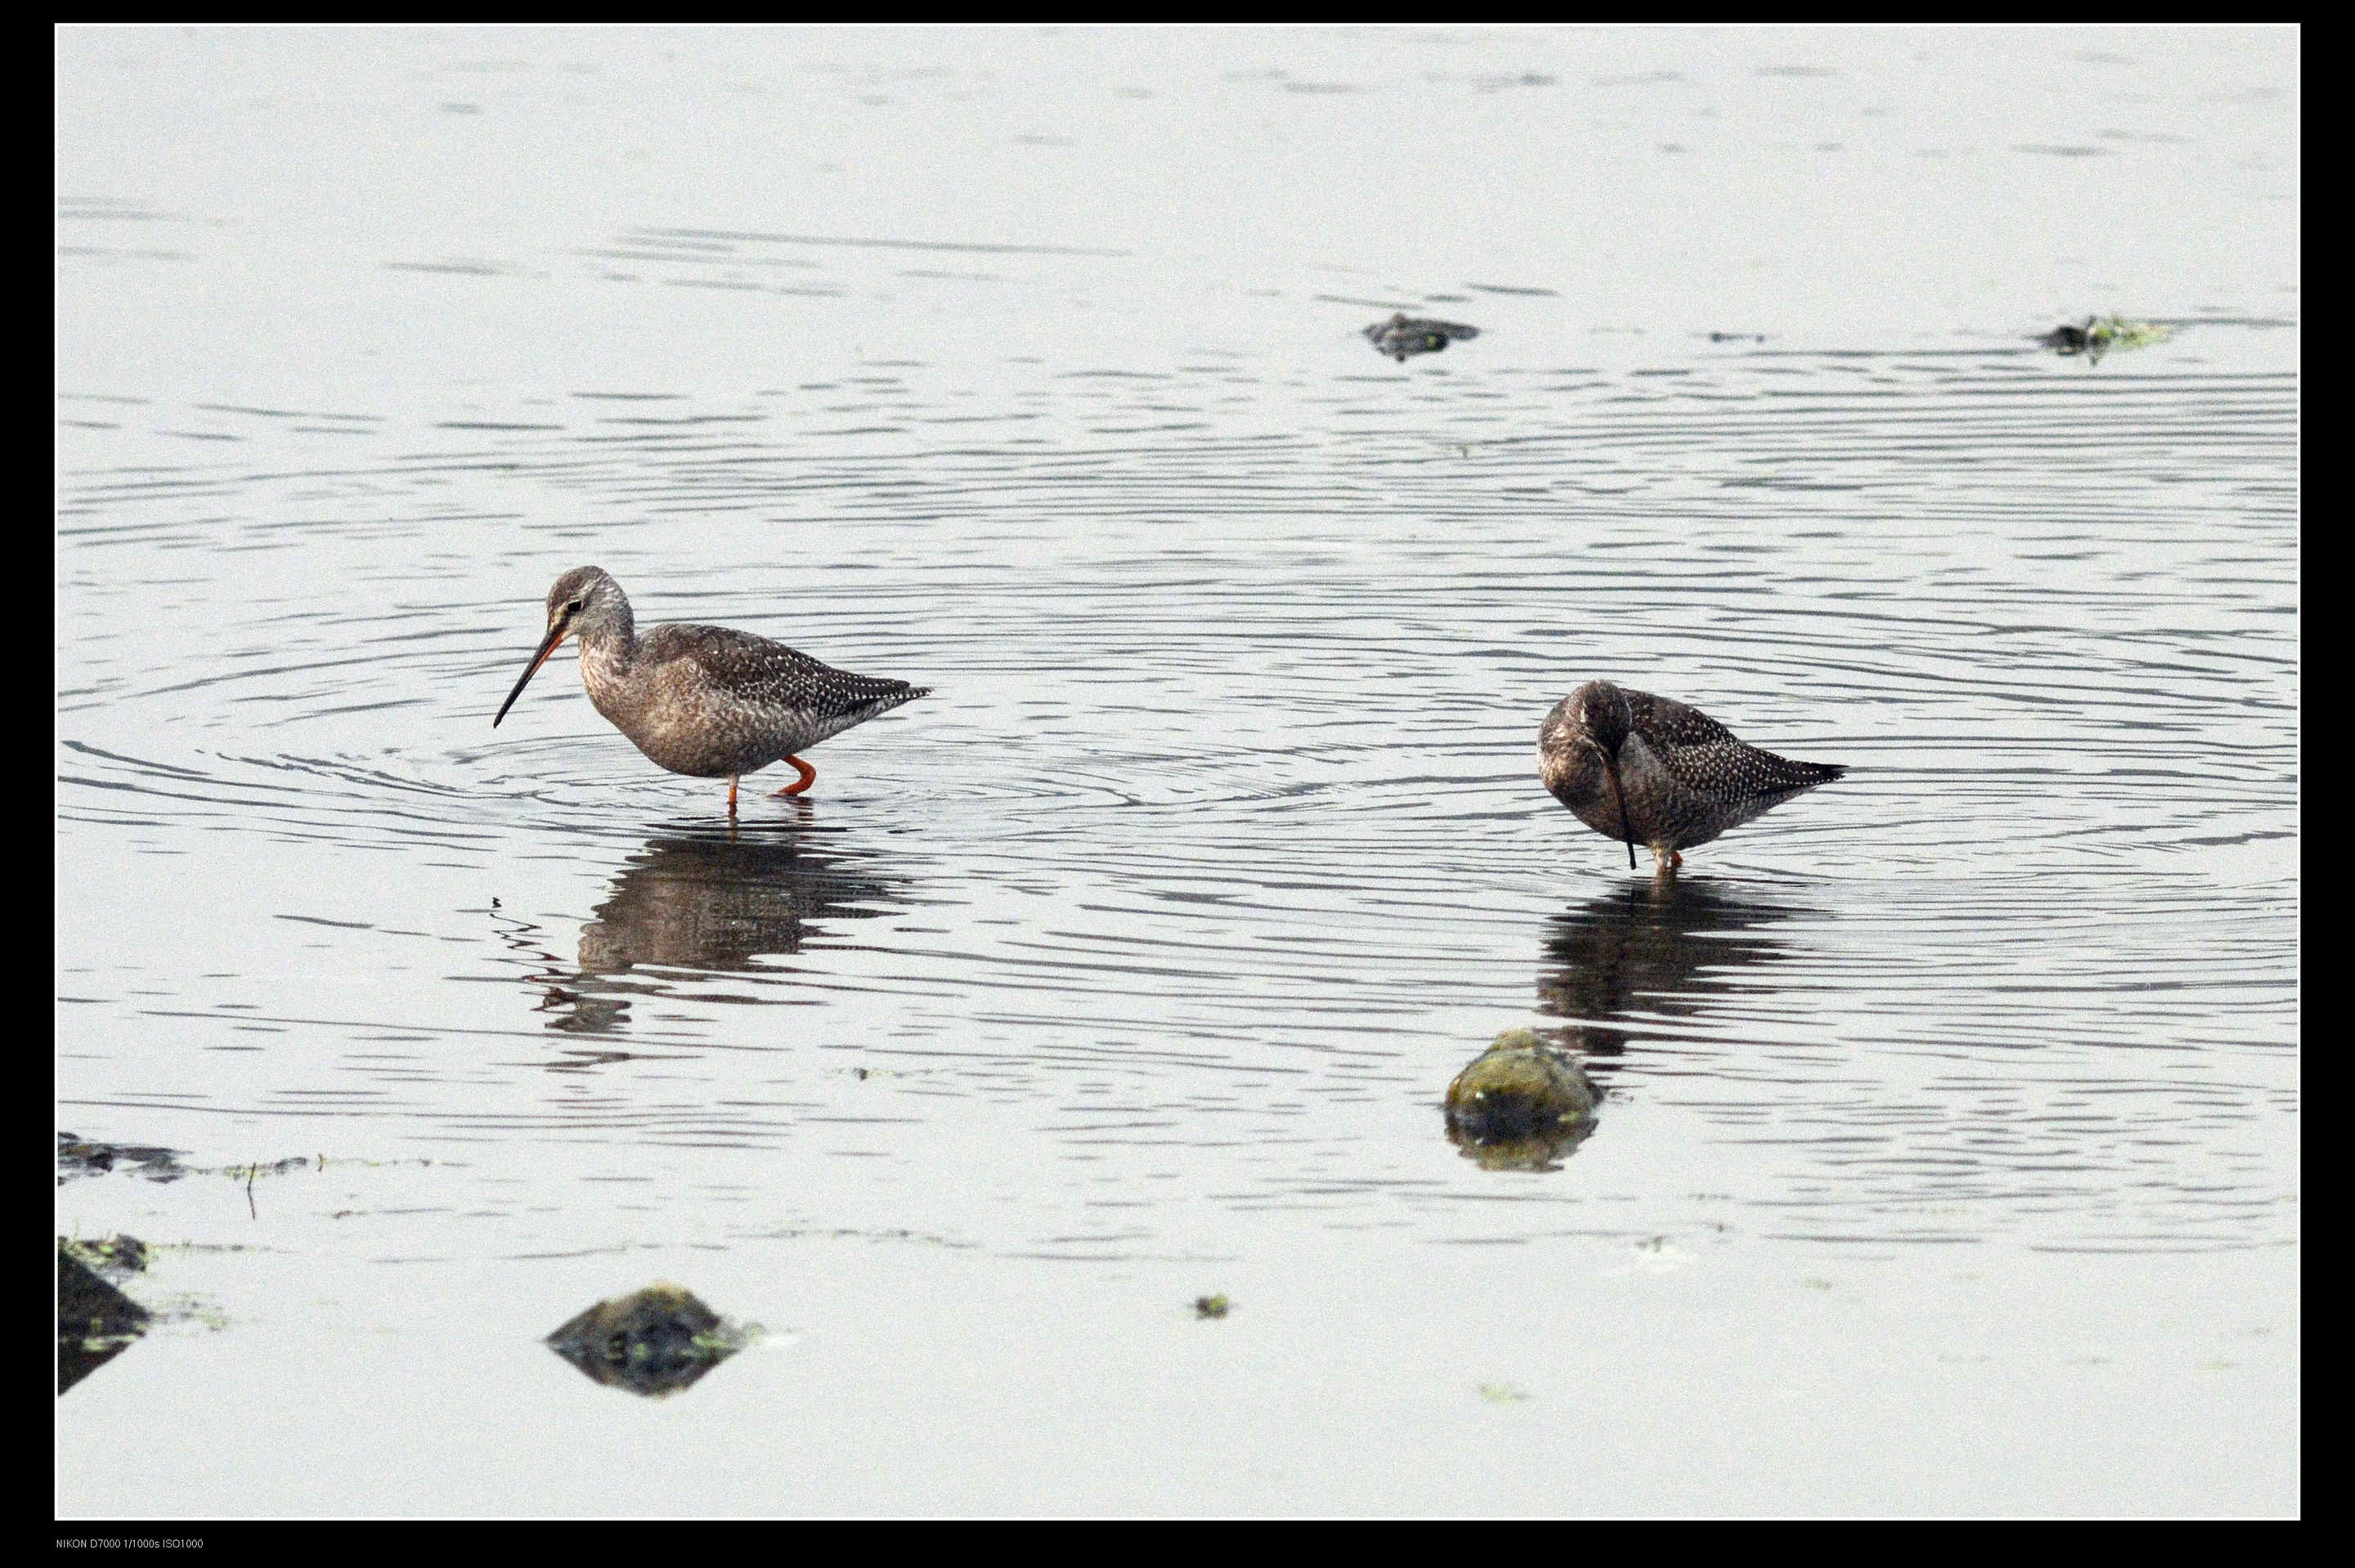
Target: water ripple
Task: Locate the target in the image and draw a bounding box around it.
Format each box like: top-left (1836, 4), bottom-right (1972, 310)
top-left (56, 351), bottom-right (2295, 1254)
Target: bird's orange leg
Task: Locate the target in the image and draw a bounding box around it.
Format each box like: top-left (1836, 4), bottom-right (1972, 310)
top-left (773, 755), bottom-right (817, 797)
top-left (727, 777), bottom-right (740, 815)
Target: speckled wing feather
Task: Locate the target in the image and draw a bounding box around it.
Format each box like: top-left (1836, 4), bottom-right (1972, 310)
top-left (1655, 741), bottom-right (1845, 804)
top-left (1627, 688), bottom-right (1842, 804)
top-left (1623, 688), bottom-right (1739, 750)
top-left (651, 624), bottom-right (926, 722)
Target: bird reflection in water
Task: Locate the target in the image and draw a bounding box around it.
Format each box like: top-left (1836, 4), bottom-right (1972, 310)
top-left (515, 824), bottom-right (908, 1042)
top-left (1536, 876), bottom-right (1799, 1060)
top-left (1444, 878), bottom-right (1800, 1171)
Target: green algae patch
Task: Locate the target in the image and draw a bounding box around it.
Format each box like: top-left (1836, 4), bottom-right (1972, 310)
top-left (2040, 316), bottom-right (2175, 364)
top-left (546, 1283), bottom-right (759, 1397)
top-left (1444, 1028), bottom-right (1599, 1172)
top-left (61, 1234), bottom-right (150, 1275)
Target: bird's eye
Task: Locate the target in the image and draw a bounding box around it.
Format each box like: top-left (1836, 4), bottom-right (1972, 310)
top-left (565, 599), bottom-right (584, 613)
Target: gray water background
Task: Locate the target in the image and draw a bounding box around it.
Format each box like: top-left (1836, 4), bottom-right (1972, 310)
top-left (56, 25), bottom-right (2296, 1515)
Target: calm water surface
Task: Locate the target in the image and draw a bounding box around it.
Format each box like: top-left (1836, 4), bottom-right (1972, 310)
top-left (57, 25), bottom-right (2296, 1515)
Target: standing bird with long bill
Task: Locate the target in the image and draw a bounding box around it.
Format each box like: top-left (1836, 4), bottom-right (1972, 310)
top-left (493, 567), bottom-right (927, 813)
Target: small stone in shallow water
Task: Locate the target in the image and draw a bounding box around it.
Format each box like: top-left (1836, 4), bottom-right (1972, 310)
top-left (58, 1236), bottom-right (152, 1394)
top-left (546, 1283), bottom-right (753, 1396)
top-left (1443, 1028), bottom-right (1599, 1172)
top-left (1362, 312), bottom-right (1480, 361)
top-left (1193, 1293), bottom-right (1231, 1319)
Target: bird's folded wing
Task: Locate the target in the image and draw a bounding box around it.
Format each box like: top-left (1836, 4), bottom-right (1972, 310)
top-left (1626, 688), bottom-right (1741, 749)
top-left (1660, 741), bottom-right (1844, 803)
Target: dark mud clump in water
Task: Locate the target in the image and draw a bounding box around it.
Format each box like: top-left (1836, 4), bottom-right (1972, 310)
top-left (2039, 315), bottom-right (2173, 365)
top-left (1443, 1028), bottom-right (1599, 1172)
top-left (59, 1235), bottom-right (153, 1394)
top-left (58, 1131), bottom-right (190, 1185)
top-left (546, 1283), bottom-right (751, 1396)
top-left (1363, 312), bottom-right (1480, 361)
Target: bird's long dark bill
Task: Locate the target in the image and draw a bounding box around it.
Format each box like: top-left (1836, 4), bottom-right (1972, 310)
top-left (492, 625), bottom-right (569, 728)
top-left (1603, 752), bottom-right (1636, 870)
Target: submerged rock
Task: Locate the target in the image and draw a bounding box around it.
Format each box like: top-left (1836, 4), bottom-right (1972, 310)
top-left (1364, 312), bottom-right (1480, 361)
top-left (59, 1236), bottom-right (151, 1394)
top-left (1443, 1028), bottom-right (1599, 1172)
top-left (546, 1283), bottom-right (751, 1396)
top-left (2039, 316), bottom-right (2173, 364)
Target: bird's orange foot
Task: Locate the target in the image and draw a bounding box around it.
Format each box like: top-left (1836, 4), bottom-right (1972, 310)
top-left (773, 755), bottom-right (817, 797)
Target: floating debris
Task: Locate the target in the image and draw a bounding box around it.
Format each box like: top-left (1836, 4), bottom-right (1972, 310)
top-left (59, 1132), bottom-right (365, 1189)
top-left (546, 1284), bottom-right (755, 1397)
top-left (59, 1236), bottom-right (151, 1393)
top-left (2039, 315), bottom-right (2174, 365)
top-left (1443, 1028), bottom-right (1599, 1172)
top-left (228, 1156), bottom-right (315, 1181)
top-left (1363, 312), bottom-right (1479, 361)
top-left (1478, 1382), bottom-right (1532, 1404)
top-left (57, 1131), bottom-right (188, 1185)
top-left (1192, 1293), bottom-right (1231, 1319)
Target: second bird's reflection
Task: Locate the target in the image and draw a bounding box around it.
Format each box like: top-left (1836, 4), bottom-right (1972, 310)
top-left (1444, 878), bottom-right (1805, 1171)
top-left (1536, 876), bottom-right (1801, 1063)
top-left (532, 825), bottom-right (910, 1037)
